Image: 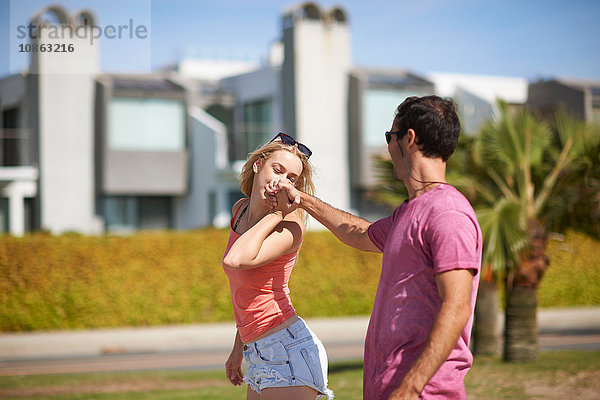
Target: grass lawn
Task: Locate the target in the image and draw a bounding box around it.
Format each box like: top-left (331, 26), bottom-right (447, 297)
top-left (0, 351), bottom-right (598, 399)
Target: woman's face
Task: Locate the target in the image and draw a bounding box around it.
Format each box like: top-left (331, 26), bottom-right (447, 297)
top-left (253, 150), bottom-right (303, 200)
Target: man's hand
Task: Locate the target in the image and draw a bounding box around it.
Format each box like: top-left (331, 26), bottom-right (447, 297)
top-left (265, 179), bottom-right (301, 215)
top-left (388, 384), bottom-right (420, 400)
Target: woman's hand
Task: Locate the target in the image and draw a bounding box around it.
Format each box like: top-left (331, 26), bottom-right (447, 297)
top-left (265, 179), bottom-right (279, 209)
top-left (266, 179), bottom-right (300, 216)
top-left (225, 346), bottom-right (244, 386)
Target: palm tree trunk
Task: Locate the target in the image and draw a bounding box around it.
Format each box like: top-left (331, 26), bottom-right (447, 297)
top-left (503, 222), bottom-right (549, 362)
top-left (473, 279), bottom-right (500, 355)
top-left (503, 285), bottom-right (538, 362)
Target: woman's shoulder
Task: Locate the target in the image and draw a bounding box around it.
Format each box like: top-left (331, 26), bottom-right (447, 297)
top-left (231, 198), bottom-right (249, 215)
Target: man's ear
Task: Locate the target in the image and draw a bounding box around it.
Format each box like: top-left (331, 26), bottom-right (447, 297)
top-left (406, 129), bottom-right (417, 149)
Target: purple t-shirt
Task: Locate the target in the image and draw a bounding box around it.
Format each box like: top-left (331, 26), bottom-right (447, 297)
top-left (365, 184), bottom-right (482, 400)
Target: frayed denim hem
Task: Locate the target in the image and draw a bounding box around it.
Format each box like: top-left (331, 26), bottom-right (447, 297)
top-left (318, 387), bottom-right (335, 400)
top-left (244, 366), bottom-right (334, 399)
top-left (243, 365), bottom-right (287, 394)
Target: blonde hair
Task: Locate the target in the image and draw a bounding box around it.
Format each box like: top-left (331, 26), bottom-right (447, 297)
top-left (239, 141), bottom-right (315, 199)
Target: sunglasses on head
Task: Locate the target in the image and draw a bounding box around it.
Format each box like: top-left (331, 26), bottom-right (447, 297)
top-left (269, 132), bottom-right (312, 158)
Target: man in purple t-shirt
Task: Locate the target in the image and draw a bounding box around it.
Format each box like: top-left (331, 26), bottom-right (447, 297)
top-left (270, 95), bottom-right (482, 399)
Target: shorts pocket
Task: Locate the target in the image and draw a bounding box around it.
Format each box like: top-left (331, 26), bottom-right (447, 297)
top-left (257, 342), bottom-right (288, 365)
top-left (243, 345), bottom-right (256, 364)
top-left (300, 344), bottom-right (324, 388)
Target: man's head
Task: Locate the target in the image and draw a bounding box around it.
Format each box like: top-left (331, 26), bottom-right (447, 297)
top-left (392, 95), bottom-right (460, 162)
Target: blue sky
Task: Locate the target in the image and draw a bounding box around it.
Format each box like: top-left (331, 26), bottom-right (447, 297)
top-left (2, 0), bottom-right (600, 80)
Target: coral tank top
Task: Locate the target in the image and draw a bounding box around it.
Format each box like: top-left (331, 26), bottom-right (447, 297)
top-left (222, 201), bottom-right (299, 343)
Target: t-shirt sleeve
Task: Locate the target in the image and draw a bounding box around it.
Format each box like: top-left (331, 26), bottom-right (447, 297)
top-left (367, 213), bottom-right (394, 252)
top-left (426, 210), bottom-right (481, 275)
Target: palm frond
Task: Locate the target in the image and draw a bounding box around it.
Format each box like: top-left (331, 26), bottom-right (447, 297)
top-left (554, 109), bottom-right (600, 158)
top-left (371, 155), bottom-right (408, 206)
top-left (476, 198), bottom-right (527, 275)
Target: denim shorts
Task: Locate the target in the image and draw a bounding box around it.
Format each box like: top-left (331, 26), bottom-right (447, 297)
top-left (242, 317), bottom-right (334, 399)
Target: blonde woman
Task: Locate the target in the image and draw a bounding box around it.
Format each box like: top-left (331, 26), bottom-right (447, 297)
top-left (223, 133), bottom-right (333, 400)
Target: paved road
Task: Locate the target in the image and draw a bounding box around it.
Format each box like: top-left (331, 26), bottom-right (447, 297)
top-left (2, 332), bottom-right (598, 376)
top-left (1, 309), bottom-right (599, 376)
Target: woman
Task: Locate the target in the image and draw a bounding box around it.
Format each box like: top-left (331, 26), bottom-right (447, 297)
top-left (222, 132), bottom-right (334, 400)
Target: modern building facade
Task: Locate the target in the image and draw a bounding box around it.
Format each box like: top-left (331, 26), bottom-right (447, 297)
top-left (528, 78), bottom-right (600, 124)
top-left (348, 68), bottom-right (435, 218)
top-left (1, 2), bottom-right (542, 236)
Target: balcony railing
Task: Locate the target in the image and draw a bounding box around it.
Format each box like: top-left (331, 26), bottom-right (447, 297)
top-left (0, 129), bottom-right (35, 167)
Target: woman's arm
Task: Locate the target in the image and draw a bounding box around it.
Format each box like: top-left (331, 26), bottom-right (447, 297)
top-left (223, 183), bottom-right (304, 270)
top-left (225, 330), bottom-right (244, 386)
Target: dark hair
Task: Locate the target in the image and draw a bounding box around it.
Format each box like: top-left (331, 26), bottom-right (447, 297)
top-left (393, 95), bottom-right (460, 162)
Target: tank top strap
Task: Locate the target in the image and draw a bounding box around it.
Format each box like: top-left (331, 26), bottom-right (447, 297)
top-left (232, 198), bottom-right (248, 219)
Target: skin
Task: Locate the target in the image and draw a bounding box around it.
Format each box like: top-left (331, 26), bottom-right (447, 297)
top-left (223, 149), bottom-right (319, 400)
top-left (222, 150), bottom-right (304, 271)
top-left (268, 124), bottom-right (475, 400)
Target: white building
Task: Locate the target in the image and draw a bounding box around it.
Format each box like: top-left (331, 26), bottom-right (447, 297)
top-left (427, 72), bottom-right (528, 133)
top-left (0, 2), bottom-right (531, 235)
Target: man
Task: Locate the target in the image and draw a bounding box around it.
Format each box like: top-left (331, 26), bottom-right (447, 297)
top-left (270, 95), bottom-right (482, 399)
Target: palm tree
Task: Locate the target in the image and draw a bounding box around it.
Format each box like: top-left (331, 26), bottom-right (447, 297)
top-left (467, 104), bottom-right (599, 362)
top-left (544, 112), bottom-right (600, 238)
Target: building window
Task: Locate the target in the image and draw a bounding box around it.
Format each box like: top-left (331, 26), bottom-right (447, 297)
top-left (206, 104), bottom-right (235, 163)
top-left (363, 89), bottom-right (429, 147)
top-left (24, 197), bottom-right (34, 233)
top-left (0, 198), bottom-right (8, 233)
top-left (108, 97), bottom-right (185, 152)
top-left (454, 88), bottom-right (494, 134)
top-left (103, 196), bottom-right (137, 231)
top-left (243, 99), bottom-right (272, 155)
top-left (102, 196), bottom-right (171, 232)
top-left (138, 197), bottom-right (171, 230)
top-left (208, 191), bottom-right (217, 225)
top-left (2, 107), bottom-right (29, 167)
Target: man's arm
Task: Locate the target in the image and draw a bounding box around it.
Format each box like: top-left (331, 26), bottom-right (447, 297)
top-left (270, 181), bottom-right (380, 253)
top-left (389, 269), bottom-right (475, 400)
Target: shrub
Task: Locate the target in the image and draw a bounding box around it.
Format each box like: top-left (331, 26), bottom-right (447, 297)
top-left (539, 230), bottom-right (600, 307)
top-left (0, 228), bottom-right (597, 332)
top-left (0, 229), bottom-right (381, 332)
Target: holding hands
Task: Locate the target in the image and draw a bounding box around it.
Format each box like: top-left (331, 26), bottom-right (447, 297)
top-left (266, 179), bottom-right (301, 216)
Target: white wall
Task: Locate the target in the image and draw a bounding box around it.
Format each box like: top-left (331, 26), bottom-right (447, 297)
top-left (284, 18), bottom-right (352, 222)
top-left (427, 72), bottom-right (528, 105)
top-left (33, 27), bottom-right (103, 234)
top-left (178, 59), bottom-right (259, 82)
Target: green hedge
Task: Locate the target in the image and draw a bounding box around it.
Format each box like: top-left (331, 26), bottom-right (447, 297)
top-left (539, 230), bottom-right (600, 307)
top-left (0, 230), bottom-right (234, 331)
top-left (0, 229), bottom-right (598, 332)
top-left (0, 229), bottom-right (382, 332)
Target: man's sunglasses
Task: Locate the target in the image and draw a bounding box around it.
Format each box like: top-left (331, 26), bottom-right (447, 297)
top-left (385, 130), bottom-right (408, 144)
top-left (269, 132), bottom-right (312, 158)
